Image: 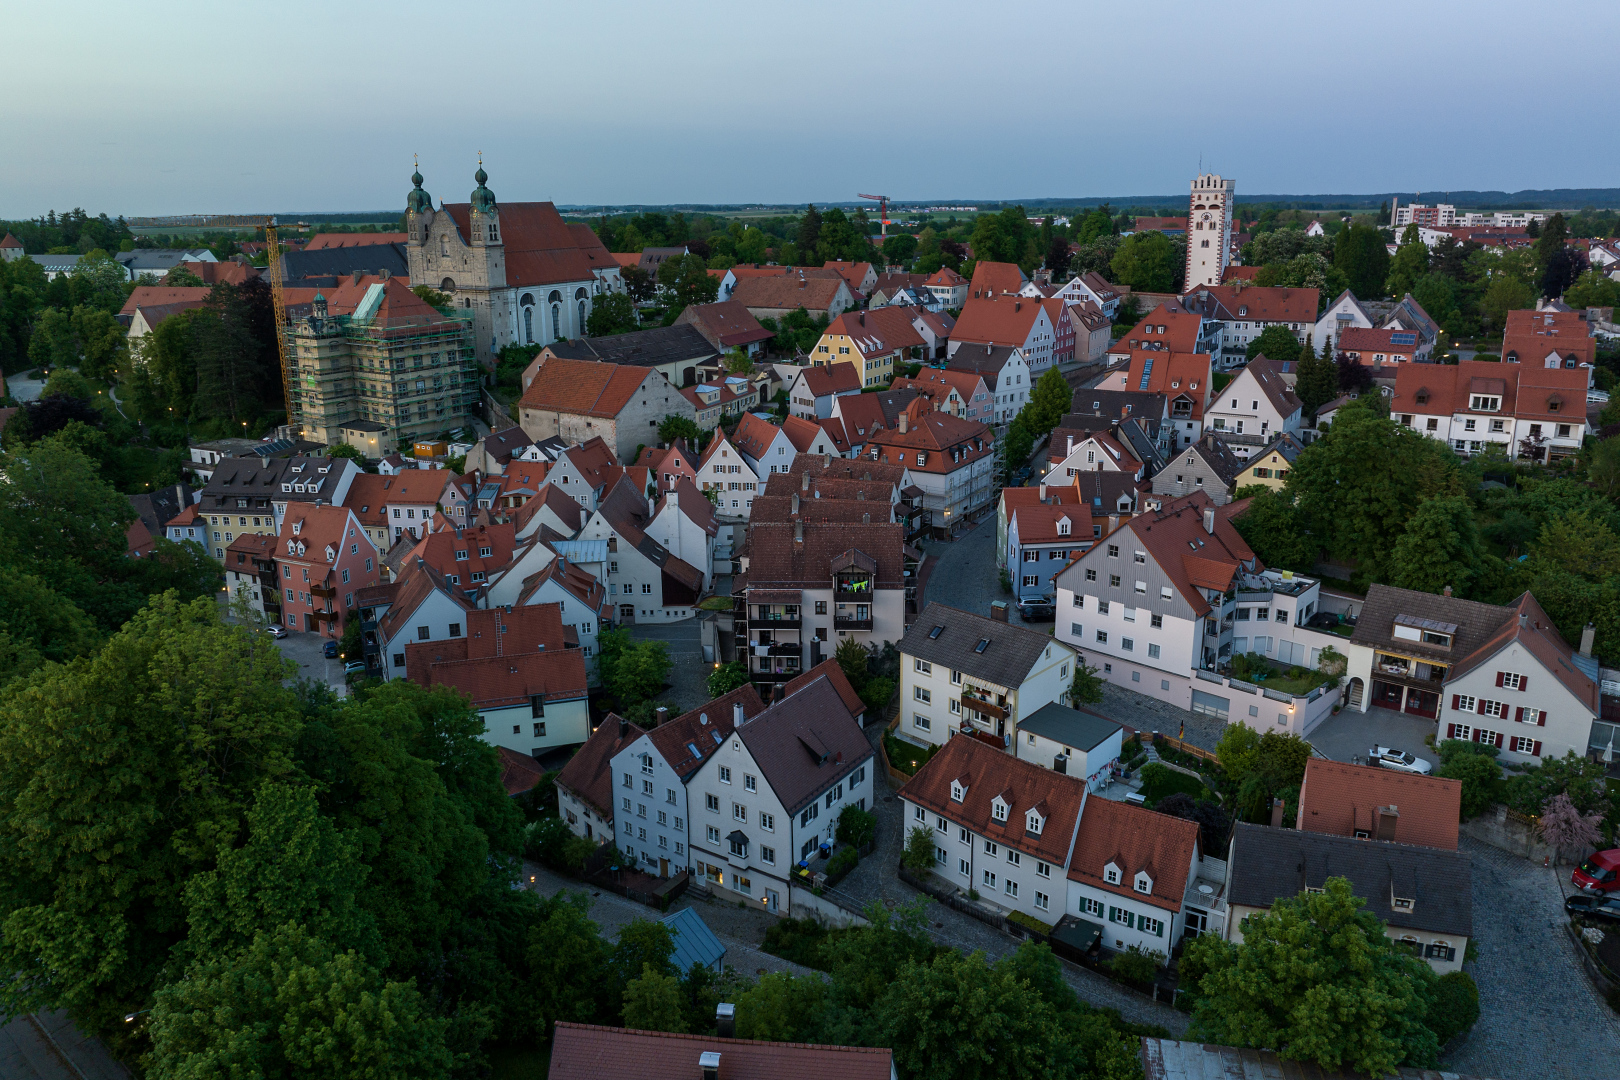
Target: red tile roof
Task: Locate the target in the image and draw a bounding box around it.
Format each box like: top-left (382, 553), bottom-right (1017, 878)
top-left (547, 1023), bottom-right (894, 1080)
top-left (864, 410), bottom-right (994, 475)
top-left (783, 657), bottom-right (865, 717)
top-left (0, 233), bottom-right (22, 249)
top-left (674, 299), bottom-right (773, 350)
top-left (518, 357), bottom-right (655, 418)
top-left (1067, 792), bottom-right (1199, 913)
top-left (344, 469), bottom-right (451, 525)
top-left (645, 683), bottom-right (766, 777)
top-left (1296, 758), bottom-right (1461, 850)
top-left (779, 414), bottom-right (833, 453)
top-left (1107, 491), bottom-right (1255, 615)
top-left (952, 295), bottom-right (1045, 348)
top-left (924, 266), bottom-right (967, 288)
top-left (1503, 309), bottom-right (1596, 368)
top-left (968, 260), bottom-right (1026, 298)
top-left (303, 232), bottom-right (408, 250)
top-left (1389, 360), bottom-right (1588, 423)
top-left (497, 746), bottom-right (546, 796)
top-left (820, 306), bottom-right (925, 359)
top-left (119, 285), bottom-right (211, 319)
top-left (441, 201), bottom-right (615, 287)
top-left (405, 623), bottom-right (586, 711)
top-left (1118, 351), bottom-right (1212, 421)
top-left (729, 273), bottom-right (848, 314)
top-left (796, 363), bottom-right (862, 397)
top-left (1447, 591), bottom-right (1598, 713)
top-left (1337, 327), bottom-right (1417, 357)
top-left (730, 413), bottom-right (782, 461)
top-left (1189, 284), bottom-right (1319, 325)
top-left (171, 261), bottom-right (260, 286)
top-left (556, 716), bottom-right (642, 817)
top-left (1109, 304), bottom-right (1206, 356)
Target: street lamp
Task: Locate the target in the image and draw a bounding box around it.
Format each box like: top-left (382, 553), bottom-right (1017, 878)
top-left (124, 1010), bottom-right (150, 1023)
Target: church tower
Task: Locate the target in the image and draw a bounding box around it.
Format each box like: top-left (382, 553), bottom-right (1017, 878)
top-left (405, 160), bottom-right (433, 285)
top-left (1185, 173), bottom-right (1235, 290)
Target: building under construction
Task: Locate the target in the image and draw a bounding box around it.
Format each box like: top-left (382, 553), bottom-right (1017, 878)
top-left (284, 273), bottom-right (478, 449)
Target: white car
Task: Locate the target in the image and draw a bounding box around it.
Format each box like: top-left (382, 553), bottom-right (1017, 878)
top-left (1368, 745), bottom-right (1432, 774)
top-left (264, 624), bottom-right (288, 639)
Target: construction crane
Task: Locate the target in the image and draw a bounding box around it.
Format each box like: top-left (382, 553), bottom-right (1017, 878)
top-left (857, 193), bottom-right (891, 241)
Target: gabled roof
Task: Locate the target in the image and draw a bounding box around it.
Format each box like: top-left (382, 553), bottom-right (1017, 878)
top-left (517, 357), bottom-right (655, 418)
top-left (405, 613), bottom-right (587, 710)
top-left (924, 266), bottom-right (967, 288)
top-left (1388, 360), bottom-right (1588, 422)
top-left (1067, 791), bottom-right (1199, 913)
top-left (1183, 433), bottom-right (1247, 487)
top-left (274, 503), bottom-right (362, 572)
top-left (1503, 308), bottom-right (1596, 367)
top-left (556, 716), bottom-right (642, 817)
top-left (1082, 491), bottom-right (1255, 616)
top-left (512, 482), bottom-right (589, 535)
top-left (901, 734), bottom-right (1086, 868)
top-left (515, 546), bottom-right (610, 615)
top-left (303, 232), bottom-right (408, 250)
top-left (820, 306), bottom-right (925, 358)
top-left (1118, 351), bottom-right (1212, 420)
top-left (780, 414), bottom-right (833, 453)
top-left (735, 676), bottom-right (869, 816)
top-left (1337, 326), bottom-right (1418, 355)
top-left (377, 557), bottom-right (478, 641)
top-left (968, 260), bottom-right (1026, 298)
top-left (794, 363), bottom-right (862, 397)
top-left (119, 285), bottom-right (211, 319)
top-left (660, 907), bottom-right (726, 973)
top-left (1017, 702), bottom-right (1121, 752)
top-left (548, 323), bottom-right (718, 369)
top-left (864, 410), bottom-right (993, 474)
top-left (343, 468), bottom-right (450, 522)
top-left (655, 478), bottom-right (717, 536)
top-left (1234, 356), bottom-right (1303, 417)
top-left (645, 682), bottom-right (765, 779)
top-left (951, 295), bottom-right (1046, 348)
top-left (674, 299), bottom-right (773, 350)
top-left (1180, 284), bottom-right (1319, 325)
top-left (729, 413), bottom-right (783, 460)
top-left (1297, 758), bottom-right (1462, 850)
top-left (595, 476), bottom-right (705, 594)
top-left (1109, 304), bottom-right (1205, 355)
top-left (1445, 591), bottom-right (1598, 712)
top-left (1226, 822), bottom-right (1472, 936)
top-left (832, 388), bottom-right (922, 440)
top-left (900, 602), bottom-right (1070, 690)
top-left (783, 657), bottom-right (866, 717)
top-left (947, 343), bottom-right (1025, 379)
top-left (547, 1023), bottom-right (894, 1080)
top-left (1010, 501), bottom-right (1095, 546)
top-left (441, 200), bottom-right (615, 287)
top-left (744, 521), bottom-right (905, 591)
top-left (729, 273), bottom-right (849, 313)
top-left (497, 746), bottom-right (546, 797)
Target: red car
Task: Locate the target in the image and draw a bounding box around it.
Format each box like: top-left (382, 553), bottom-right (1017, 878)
top-left (1573, 849), bottom-right (1620, 892)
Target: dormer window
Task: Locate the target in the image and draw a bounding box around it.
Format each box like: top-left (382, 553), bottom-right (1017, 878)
top-left (1057, 517), bottom-right (1071, 536)
top-left (991, 797), bottom-right (1008, 822)
top-left (1392, 895), bottom-right (1414, 911)
top-left (1134, 871), bottom-right (1153, 894)
top-left (950, 780), bottom-right (966, 803)
top-left (1104, 862), bottom-right (1121, 885)
top-left (1025, 811), bottom-right (1043, 834)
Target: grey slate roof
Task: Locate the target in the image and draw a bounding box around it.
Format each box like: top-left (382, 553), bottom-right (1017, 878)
top-left (1226, 822), bottom-right (1473, 937)
top-left (199, 455), bottom-right (349, 512)
top-left (1349, 583), bottom-right (1513, 667)
top-left (128, 482), bottom-right (193, 535)
top-left (1017, 702), bottom-right (1121, 752)
top-left (947, 343), bottom-right (1023, 378)
top-left (1061, 391), bottom-right (1167, 426)
top-left (900, 602), bottom-right (1069, 691)
top-left (738, 675), bottom-right (871, 817)
top-left (549, 324), bottom-right (718, 370)
top-left (1187, 433), bottom-right (1247, 486)
top-left (278, 243), bottom-right (408, 282)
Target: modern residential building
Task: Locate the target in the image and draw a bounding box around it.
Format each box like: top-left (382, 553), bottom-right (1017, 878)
top-left (810, 307), bottom-right (926, 388)
top-left (404, 604), bottom-right (590, 759)
top-left (1202, 357), bottom-right (1303, 458)
top-left (1345, 585), bottom-right (1599, 765)
top-left (1184, 173), bottom-right (1236, 289)
top-left (608, 684), bottom-right (766, 879)
top-left (1388, 359), bottom-right (1590, 461)
top-left (272, 504), bottom-right (379, 638)
top-left (1150, 434), bottom-right (1246, 506)
top-left (1012, 702), bottom-right (1124, 791)
top-left (284, 276), bottom-right (480, 446)
top-left (1067, 793), bottom-right (1204, 953)
top-left (517, 356), bottom-right (696, 465)
top-left (1296, 758), bottom-right (1462, 850)
top-left (897, 601), bottom-right (1078, 749)
top-left (1054, 492), bottom-right (1323, 709)
top-left (1224, 823), bottom-right (1471, 974)
top-left (686, 674), bottom-right (872, 914)
top-left (900, 733), bottom-right (1086, 924)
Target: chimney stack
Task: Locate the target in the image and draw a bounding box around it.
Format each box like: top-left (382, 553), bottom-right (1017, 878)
top-left (794, 518), bottom-right (803, 544)
top-left (1377, 805), bottom-right (1399, 842)
top-left (618, 718), bottom-right (629, 738)
top-left (898, 412), bottom-right (908, 434)
top-left (1443, 585), bottom-right (1452, 597)
top-left (1108, 513), bottom-right (1119, 532)
top-left (1203, 508), bottom-right (1216, 535)
top-left (1582, 622), bottom-right (1597, 657)
top-left (1039, 482), bottom-right (1048, 502)
top-left (701, 1050), bottom-right (723, 1080)
top-left (990, 600), bottom-right (1009, 622)
top-left (801, 471), bottom-right (810, 492)
top-left (654, 706), bottom-right (670, 726)
top-left (791, 493), bottom-right (799, 515)
top-left (716, 1003), bottom-right (735, 1038)
top-left (1269, 798), bottom-right (1285, 829)
top-left (733, 701), bottom-right (746, 726)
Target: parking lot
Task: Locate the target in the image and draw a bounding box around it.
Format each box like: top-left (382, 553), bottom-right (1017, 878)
top-left (1306, 705), bottom-right (1437, 767)
top-left (268, 627), bottom-right (354, 695)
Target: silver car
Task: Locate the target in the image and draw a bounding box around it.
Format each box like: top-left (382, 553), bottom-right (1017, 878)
top-left (1367, 745), bottom-right (1432, 774)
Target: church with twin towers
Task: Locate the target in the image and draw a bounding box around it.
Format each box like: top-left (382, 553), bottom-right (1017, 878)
top-left (405, 161), bottom-right (625, 366)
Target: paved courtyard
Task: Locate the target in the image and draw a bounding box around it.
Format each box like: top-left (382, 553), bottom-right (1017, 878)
top-left (916, 515), bottom-right (1001, 620)
top-left (1306, 706), bottom-right (1437, 767)
top-left (626, 618), bottom-right (708, 714)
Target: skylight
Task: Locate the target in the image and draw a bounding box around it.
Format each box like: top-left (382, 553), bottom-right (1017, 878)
top-left (974, 638), bottom-right (990, 653)
top-left (929, 625), bottom-right (944, 639)
top-left (687, 742), bottom-right (701, 758)
top-left (711, 730), bottom-right (723, 745)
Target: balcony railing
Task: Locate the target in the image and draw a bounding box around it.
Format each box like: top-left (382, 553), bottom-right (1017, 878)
top-left (834, 616), bottom-right (874, 631)
top-left (1211, 430), bottom-right (1266, 446)
top-left (960, 694), bottom-right (1007, 721)
top-left (311, 584), bottom-right (337, 598)
top-left (752, 642), bottom-right (801, 657)
top-left (834, 588), bottom-right (874, 603)
top-left (752, 668), bottom-right (801, 683)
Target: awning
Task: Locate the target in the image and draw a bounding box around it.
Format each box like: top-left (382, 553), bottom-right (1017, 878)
top-left (726, 830), bottom-right (749, 846)
top-left (1050, 915), bottom-right (1103, 956)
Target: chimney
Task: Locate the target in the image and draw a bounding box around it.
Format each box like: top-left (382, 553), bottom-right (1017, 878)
top-left (859, 311), bottom-right (865, 326)
top-left (792, 492), bottom-right (800, 515)
top-left (862, 512), bottom-right (870, 523)
top-left (715, 1004), bottom-right (735, 1037)
top-left (1203, 508), bottom-right (1215, 534)
top-left (618, 718), bottom-right (629, 738)
top-left (898, 412), bottom-right (908, 434)
top-left (1107, 513), bottom-right (1119, 532)
top-left (1582, 622), bottom-right (1597, 657)
top-left (733, 702), bottom-right (745, 726)
top-left (990, 600), bottom-right (1009, 622)
top-left (1377, 805), bottom-right (1399, 842)
top-left (801, 471), bottom-right (810, 492)
top-left (1519, 612), bottom-right (1528, 628)
top-left (1269, 798), bottom-right (1285, 829)
top-left (378, 267), bottom-right (390, 280)
top-left (794, 518), bottom-right (803, 544)
top-left (654, 706), bottom-right (670, 726)
top-left (822, 453), bottom-right (831, 467)
top-left (351, 269), bottom-right (363, 286)
top-left (1443, 585), bottom-right (1452, 597)
top-left (701, 1051), bottom-right (723, 1080)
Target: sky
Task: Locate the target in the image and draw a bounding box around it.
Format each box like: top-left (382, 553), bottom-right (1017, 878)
top-left (3, 0), bottom-right (1617, 217)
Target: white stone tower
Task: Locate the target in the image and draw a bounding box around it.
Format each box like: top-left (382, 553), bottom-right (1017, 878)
top-left (1185, 173), bottom-right (1235, 290)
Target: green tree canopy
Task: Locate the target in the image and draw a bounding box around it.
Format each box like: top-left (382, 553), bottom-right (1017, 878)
top-left (1332, 224), bottom-right (1392, 299)
top-left (1246, 325), bottom-right (1304, 364)
top-left (657, 254), bottom-right (720, 311)
top-left (1109, 231), bottom-right (1178, 293)
top-left (1025, 367), bottom-right (1073, 434)
top-left (706, 660), bottom-right (750, 698)
top-left (1294, 335), bottom-right (1340, 419)
top-left (622, 964), bottom-right (687, 1033)
top-left (1388, 494), bottom-right (1486, 596)
top-left (586, 291), bottom-right (638, 336)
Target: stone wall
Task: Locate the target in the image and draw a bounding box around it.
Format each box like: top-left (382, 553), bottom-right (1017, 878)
top-left (1461, 804), bottom-right (1553, 863)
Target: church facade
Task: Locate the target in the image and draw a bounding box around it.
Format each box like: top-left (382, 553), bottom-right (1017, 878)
top-left (404, 163), bottom-right (624, 367)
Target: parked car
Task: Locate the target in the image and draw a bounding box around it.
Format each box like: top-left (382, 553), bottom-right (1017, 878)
top-left (1566, 893), bottom-right (1620, 922)
top-left (343, 661), bottom-right (367, 676)
top-left (323, 640), bottom-right (340, 658)
top-left (1367, 745), bottom-right (1432, 774)
top-left (264, 624), bottom-right (287, 639)
top-left (1016, 598), bottom-right (1055, 622)
top-left (1573, 849), bottom-right (1620, 892)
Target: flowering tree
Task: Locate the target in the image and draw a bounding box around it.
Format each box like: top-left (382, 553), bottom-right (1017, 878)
top-left (1538, 792), bottom-right (1603, 858)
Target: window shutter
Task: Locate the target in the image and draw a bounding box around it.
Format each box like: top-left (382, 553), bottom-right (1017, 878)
top-left (1520, 676), bottom-right (1528, 692)
top-left (1495, 671), bottom-right (1504, 688)
top-left (1493, 731), bottom-right (1504, 748)
top-left (1514, 707), bottom-right (1524, 723)
top-left (1446, 723), bottom-right (1455, 739)
top-left (1532, 740), bottom-right (1543, 755)
top-left (1537, 710), bottom-right (1546, 727)
top-left (1471, 728), bottom-right (1482, 743)
top-left (1476, 698), bottom-right (1487, 715)
top-left (1451, 695), bottom-right (1461, 711)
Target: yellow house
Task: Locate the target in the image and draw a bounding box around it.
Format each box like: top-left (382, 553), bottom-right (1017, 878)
top-left (811, 307), bottom-right (925, 388)
top-left (1244, 432), bottom-right (1304, 491)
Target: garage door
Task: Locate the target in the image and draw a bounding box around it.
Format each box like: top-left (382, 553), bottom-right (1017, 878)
top-left (1191, 690), bottom-right (1230, 721)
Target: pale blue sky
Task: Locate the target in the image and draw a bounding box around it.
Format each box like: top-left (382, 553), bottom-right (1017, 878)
top-left (2, 0), bottom-right (1614, 217)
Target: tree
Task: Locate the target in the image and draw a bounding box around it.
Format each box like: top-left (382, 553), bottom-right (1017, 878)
top-left (1026, 367), bottom-right (1073, 435)
top-left (1428, 972), bottom-right (1480, 1045)
top-left (327, 442), bottom-right (364, 462)
top-left (833, 635), bottom-right (870, 696)
top-left (1541, 246), bottom-right (1586, 299)
top-left (796, 205), bottom-right (823, 258)
top-left (1477, 275), bottom-right (1536, 333)
top-left (836, 804), bottom-right (877, 849)
top-left (1566, 269), bottom-right (1620, 309)
top-left (882, 234), bottom-right (918, 267)
top-left (586, 291), bottom-right (638, 336)
top-left (706, 660), bottom-right (749, 698)
top-left (1385, 227), bottom-right (1430, 297)
top-left (657, 254), bottom-right (719, 312)
top-left (621, 266), bottom-right (657, 305)
top-left (657, 414), bottom-right (702, 445)
top-left (1246, 325), bottom-right (1303, 364)
top-left (524, 891), bottom-right (609, 1038)
top-left (1333, 224), bottom-right (1392, 300)
top-left (1388, 495), bottom-right (1484, 596)
top-left (1184, 878), bottom-right (1439, 1075)
top-left (1069, 661), bottom-right (1103, 704)
top-left (1435, 743), bottom-right (1504, 819)
top-left (1534, 212), bottom-right (1569, 277)
top-left (1154, 793), bottom-right (1232, 855)
top-left (901, 826), bottom-right (936, 874)
top-left (1043, 234), bottom-right (1072, 278)
top-left (735, 973), bottom-right (829, 1043)
top-left (1229, 487), bottom-right (1316, 572)
top-left (1109, 231), bottom-right (1178, 292)
top-left (1538, 791), bottom-right (1603, 857)
top-left (1294, 335), bottom-right (1340, 419)
top-left (413, 284), bottom-right (452, 309)
top-left (623, 964), bottom-right (687, 1033)
top-left (1000, 419), bottom-right (1034, 477)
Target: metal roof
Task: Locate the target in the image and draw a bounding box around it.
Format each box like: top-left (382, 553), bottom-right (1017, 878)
top-left (660, 907), bottom-right (726, 973)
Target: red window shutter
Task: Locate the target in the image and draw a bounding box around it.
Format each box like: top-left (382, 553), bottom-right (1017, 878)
top-left (1446, 723), bottom-right (1456, 739)
top-left (1477, 698), bottom-right (1487, 715)
top-left (1451, 695), bottom-right (1461, 711)
top-left (1533, 740), bottom-right (1543, 755)
top-left (1495, 671), bottom-right (1505, 687)
top-left (1514, 707), bottom-right (1524, 723)
top-left (1494, 731), bottom-right (1504, 748)
top-left (1520, 676), bottom-right (1528, 692)
top-left (1537, 710), bottom-right (1547, 727)
top-left (1472, 728), bottom-right (1482, 743)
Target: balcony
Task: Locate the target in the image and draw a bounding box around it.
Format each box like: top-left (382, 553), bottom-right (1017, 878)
top-left (752, 642), bottom-right (802, 657)
top-left (753, 616), bottom-right (801, 630)
top-left (834, 616), bottom-right (874, 631)
top-left (312, 609), bottom-right (339, 623)
top-left (834, 589), bottom-right (873, 604)
top-left (960, 694), bottom-right (1007, 721)
top-left (311, 584), bottom-right (337, 598)
top-left (752, 667), bottom-right (802, 683)
top-left (1211, 429), bottom-right (1266, 446)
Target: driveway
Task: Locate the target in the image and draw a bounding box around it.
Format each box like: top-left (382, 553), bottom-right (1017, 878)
top-left (6, 372), bottom-right (44, 403)
top-left (271, 629), bottom-right (352, 695)
top-left (1444, 839), bottom-right (1620, 1079)
top-left (627, 619), bottom-right (707, 714)
top-left (0, 1012), bottom-right (129, 1080)
top-left (1306, 706), bottom-right (1436, 768)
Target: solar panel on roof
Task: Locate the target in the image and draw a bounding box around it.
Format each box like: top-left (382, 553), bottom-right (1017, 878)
top-left (1138, 357), bottom-right (1154, 390)
top-left (1390, 332), bottom-right (1416, 345)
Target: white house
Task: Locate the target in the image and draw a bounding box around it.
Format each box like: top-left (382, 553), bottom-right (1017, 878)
top-left (646, 481), bottom-right (719, 592)
top-left (510, 552), bottom-right (612, 682)
top-left (945, 345), bottom-right (1032, 425)
top-left (376, 559), bottom-right (478, 678)
top-left (731, 413), bottom-right (802, 478)
top-left (695, 431), bottom-right (763, 520)
top-left (1202, 357), bottom-right (1302, 459)
top-left (1012, 702), bottom-right (1124, 792)
top-left (1312, 290), bottom-right (1374, 353)
top-left (787, 363), bottom-right (863, 422)
top-left (897, 601), bottom-right (1077, 750)
top-left (1065, 792), bottom-right (1205, 954)
top-left (1389, 360), bottom-right (1589, 462)
top-left (1052, 271), bottom-right (1121, 319)
top-left (580, 476), bottom-right (706, 624)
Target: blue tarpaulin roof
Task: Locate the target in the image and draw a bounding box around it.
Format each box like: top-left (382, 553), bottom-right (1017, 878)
top-left (660, 907), bottom-right (726, 973)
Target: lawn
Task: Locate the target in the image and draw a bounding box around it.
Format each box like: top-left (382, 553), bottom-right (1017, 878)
top-left (1137, 762), bottom-right (1213, 806)
top-left (884, 731), bottom-right (939, 776)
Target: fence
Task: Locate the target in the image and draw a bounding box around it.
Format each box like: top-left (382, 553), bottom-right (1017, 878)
top-left (898, 863), bottom-right (1013, 934)
top-left (580, 845), bottom-right (689, 909)
top-left (1151, 732), bottom-right (1219, 765)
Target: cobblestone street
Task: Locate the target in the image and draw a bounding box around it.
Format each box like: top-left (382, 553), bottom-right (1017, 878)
top-left (915, 517), bottom-right (1002, 621)
top-left (1443, 840), bottom-right (1620, 1079)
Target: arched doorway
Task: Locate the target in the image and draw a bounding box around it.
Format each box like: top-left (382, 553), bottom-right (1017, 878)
top-left (1346, 677), bottom-right (1364, 710)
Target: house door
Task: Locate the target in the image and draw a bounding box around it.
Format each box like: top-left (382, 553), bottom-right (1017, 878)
top-left (619, 604), bottom-right (636, 624)
top-left (659, 857), bottom-right (669, 879)
top-left (997, 715), bottom-right (1006, 738)
top-left (1183, 906), bottom-right (1209, 940)
top-left (765, 888), bottom-right (780, 914)
top-left (304, 612), bottom-right (315, 632)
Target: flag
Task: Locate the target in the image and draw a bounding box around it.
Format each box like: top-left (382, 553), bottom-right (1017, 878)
top-left (1178, 719), bottom-right (1184, 740)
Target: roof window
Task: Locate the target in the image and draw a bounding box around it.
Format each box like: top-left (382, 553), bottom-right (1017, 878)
top-left (929, 625), bottom-right (944, 639)
top-left (974, 638), bottom-right (990, 653)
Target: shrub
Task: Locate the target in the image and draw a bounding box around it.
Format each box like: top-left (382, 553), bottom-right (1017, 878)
top-left (901, 826), bottom-right (936, 874)
top-left (1137, 762), bottom-right (1210, 806)
top-left (525, 817), bottom-right (597, 872)
top-left (1436, 747), bottom-right (1504, 819)
top-left (1108, 946), bottom-right (1161, 986)
top-left (836, 804), bottom-right (877, 849)
top-left (825, 846), bottom-right (859, 883)
top-left (1427, 971), bottom-right (1481, 1045)
top-left (1007, 910), bottom-right (1054, 936)
top-left (762, 918), bottom-right (834, 970)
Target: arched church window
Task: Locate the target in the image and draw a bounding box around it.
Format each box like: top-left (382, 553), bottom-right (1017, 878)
top-left (524, 307), bottom-right (534, 344)
top-left (440, 235), bottom-right (449, 257)
top-left (552, 305), bottom-right (563, 341)
top-left (579, 299), bottom-right (587, 328)
top-left (548, 290), bottom-right (562, 304)
top-left (441, 278), bottom-right (455, 292)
